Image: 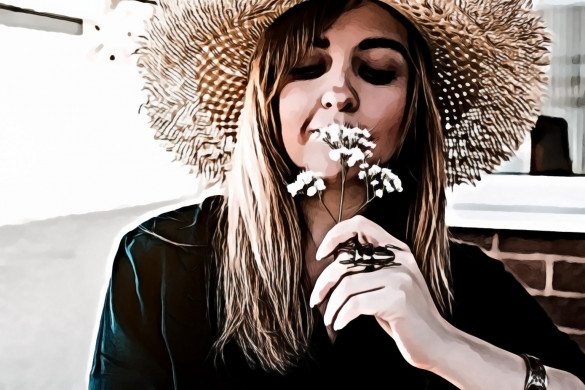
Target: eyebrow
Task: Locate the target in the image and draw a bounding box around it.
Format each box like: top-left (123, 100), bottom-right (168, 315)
top-left (313, 37), bottom-right (409, 61)
top-left (359, 37), bottom-right (409, 58)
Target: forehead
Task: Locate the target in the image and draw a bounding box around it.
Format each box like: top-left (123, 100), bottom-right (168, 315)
top-left (318, 2), bottom-right (409, 48)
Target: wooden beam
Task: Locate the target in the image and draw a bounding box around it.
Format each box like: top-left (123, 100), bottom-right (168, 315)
top-left (0, 3), bottom-right (82, 35)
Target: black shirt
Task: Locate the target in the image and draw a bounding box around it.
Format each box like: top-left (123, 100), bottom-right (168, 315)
top-left (89, 195), bottom-right (585, 389)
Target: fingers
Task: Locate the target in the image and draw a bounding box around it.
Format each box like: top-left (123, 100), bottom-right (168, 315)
top-left (322, 271), bottom-right (384, 327)
top-left (331, 287), bottom-right (398, 331)
top-left (315, 216), bottom-right (373, 260)
top-left (315, 215), bottom-right (408, 261)
top-left (328, 284), bottom-right (408, 331)
top-left (315, 264), bottom-right (414, 329)
top-left (309, 253), bottom-right (366, 307)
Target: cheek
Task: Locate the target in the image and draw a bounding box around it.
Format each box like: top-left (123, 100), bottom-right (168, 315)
top-left (362, 86), bottom-right (408, 158)
top-left (361, 86), bottom-right (407, 124)
top-left (278, 84), bottom-right (313, 164)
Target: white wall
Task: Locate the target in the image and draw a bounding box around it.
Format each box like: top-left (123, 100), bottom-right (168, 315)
top-left (0, 1), bottom-right (207, 227)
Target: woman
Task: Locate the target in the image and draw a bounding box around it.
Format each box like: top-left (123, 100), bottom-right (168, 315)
top-left (89, 0), bottom-right (585, 388)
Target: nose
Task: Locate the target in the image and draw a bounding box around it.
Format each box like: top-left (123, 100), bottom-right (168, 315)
top-left (320, 71), bottom-right (359, 112)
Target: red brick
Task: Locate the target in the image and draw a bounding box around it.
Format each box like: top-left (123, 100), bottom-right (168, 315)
top-left (498, 230), bottom-right (585, 257)
top-left (501, 259), bottom-right (546, 290)
top-left (533, 296), bottom-right (585, 329)
top-left (568, 334), bottom-right (585, 354)
top-left (553, 261), bottom-right (585, 293)
top-left (449, 227), bottom-right (494, 251)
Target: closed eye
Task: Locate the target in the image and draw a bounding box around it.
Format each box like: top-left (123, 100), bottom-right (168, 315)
top-left (288, 64), bottom-right (397, 86)
top-left (359, 66), bottom-right (397, 85)
top-left (289, 64), bottom-right (326, 79)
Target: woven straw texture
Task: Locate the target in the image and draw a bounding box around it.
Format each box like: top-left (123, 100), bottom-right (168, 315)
top-left (135, 0), bottom-right (551, 187)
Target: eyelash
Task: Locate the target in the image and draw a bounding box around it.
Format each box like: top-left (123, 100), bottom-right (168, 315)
top-left (289, 64), bottom-right (397, 85)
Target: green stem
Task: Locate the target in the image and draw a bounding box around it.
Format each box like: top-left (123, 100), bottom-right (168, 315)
top-left (318, 191), bottom-right (337, 224)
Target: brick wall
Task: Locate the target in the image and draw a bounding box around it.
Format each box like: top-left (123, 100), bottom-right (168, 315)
top-left (449, 228), bottom-right (585, 353)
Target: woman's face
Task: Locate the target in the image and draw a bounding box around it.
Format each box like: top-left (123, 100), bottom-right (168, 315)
top-left (278, 1), bottom-right (410, 179)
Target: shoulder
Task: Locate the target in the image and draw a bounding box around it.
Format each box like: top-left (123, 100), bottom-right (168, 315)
top-left (447, 240), bottom-right (507, 287)
top-left (446, 239), bottom-right (547, 336)
top-left (446, 240), bottom-right (520, 320)
top-left (111, 194), bottom-right (225, 276)
top-left (129, 194), bottom-right (224, 245)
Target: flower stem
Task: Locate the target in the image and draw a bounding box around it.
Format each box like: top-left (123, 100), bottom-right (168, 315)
top-left (338, 162), bottom-right (347, 223)
top-left (318, 191), bottom-right (337, 224)
top-left (349, 173), bottom-right (372, 218)
top-left (365, 171), bottom-right (370, 204)
top-left (350, 197), bottom-right (373, 218)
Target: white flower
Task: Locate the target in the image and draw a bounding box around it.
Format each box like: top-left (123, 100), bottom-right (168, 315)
top-left (375, 189), bottom-right (384, 198)
top-left (287, 181), bottom-right (302, 196)
top-left (359, 162), bottom-right (369, 169)
top-left (286, 170), bottom-right (326, 198)
top-left (381, 168), bottom-right (397, 179)
top-left (338, 146), bottom-right (351, 157)
top-left (315, 178), bottom-right (325, 190)
top-left (358, 138), bottom-right (376, 149)
top-left (329, 149), bottom-right (341, 161)
top-left (358, 171), bottom-right (366, 180)
top-left (370, 179), bottom-right (379, 187)
top-left (371, 168), bottom-right (403, 194)
top-left (340, 127), bottom-right (352, 139)
top-left (368, 165), bottom-right (382, 175)
top-left (287, 186), bottom-right (296, 196)
top-left (323, 124), bottom-right (341, 143)
top-left (300, 171), bottom-right (314, 184)
top-left (347, 148), bottom-right (365, 167)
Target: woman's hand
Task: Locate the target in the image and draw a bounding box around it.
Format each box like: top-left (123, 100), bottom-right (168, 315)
top-left (309, 214), bottom-right (454, 371)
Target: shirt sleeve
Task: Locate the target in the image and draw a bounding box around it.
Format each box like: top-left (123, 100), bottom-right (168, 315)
top-left (449, 243), bottom-right (585, 385)
top-left (89, 230), bottom-right (174, 390)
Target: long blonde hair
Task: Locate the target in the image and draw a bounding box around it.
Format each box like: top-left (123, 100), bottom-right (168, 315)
top-left (208, 0), bottom-right (454, 374)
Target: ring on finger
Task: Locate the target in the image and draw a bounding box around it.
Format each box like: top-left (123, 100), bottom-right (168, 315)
top-left (334, 234), bottom-right (401, 271)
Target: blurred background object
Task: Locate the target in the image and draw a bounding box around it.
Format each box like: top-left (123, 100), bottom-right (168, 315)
top-left (530, 116), bottom-right (573, 176)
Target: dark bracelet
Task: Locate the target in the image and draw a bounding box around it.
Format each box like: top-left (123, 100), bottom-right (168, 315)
top-left (520, 353), bottom-right (547, 390)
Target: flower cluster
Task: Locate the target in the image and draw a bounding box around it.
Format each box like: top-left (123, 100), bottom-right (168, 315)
top-left (311, 124), bottom-right (376, 168)
top-left (287, 123), bottom-right (403, 223)
top-left (358, 163), bottom-right (403, 198)
top-left (287, 171), bottom-right (325, 197)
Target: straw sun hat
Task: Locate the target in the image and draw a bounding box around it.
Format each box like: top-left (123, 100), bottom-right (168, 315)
top-left (135, 0), bottom-right (551, 188)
